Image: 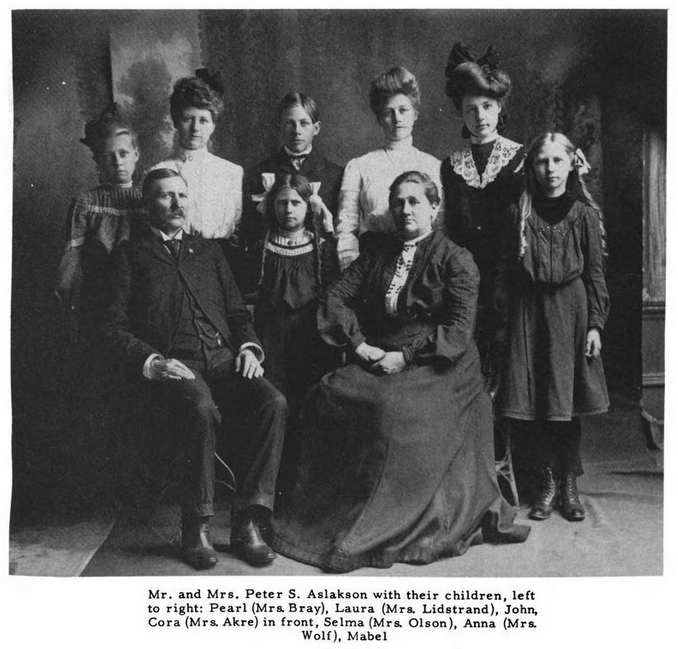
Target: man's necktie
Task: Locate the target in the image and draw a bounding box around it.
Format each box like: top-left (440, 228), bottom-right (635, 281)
top-left (290, 155), bottom-right (307, 171)
top-left (165, 238), bottom-right (181, 260)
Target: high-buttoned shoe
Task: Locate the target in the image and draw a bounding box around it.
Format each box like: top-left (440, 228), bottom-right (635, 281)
top-left (231, 511), bottom-right (277, 566)
top-left (529, 467), bottom-right (558, 521)
top-left (560, 472), bottom-right (585, 522)
top-left (181, 515), bottom-right (219, 569)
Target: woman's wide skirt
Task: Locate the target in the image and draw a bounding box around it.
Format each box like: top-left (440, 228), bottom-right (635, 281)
top-left (271, 347), bottom-right (529, 572)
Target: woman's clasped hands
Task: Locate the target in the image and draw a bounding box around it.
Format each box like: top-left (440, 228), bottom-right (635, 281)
top-left (354, 342), bottom-right (406, 375)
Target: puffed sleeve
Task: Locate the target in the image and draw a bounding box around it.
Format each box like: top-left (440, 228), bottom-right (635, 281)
top-left (319, 237), bottom-right (341, 304)
top-left (582, 207), bottom-right (610, 331)
top-left (440, 157), bottom-right (461, 242)
top-left (428, 156), bottom-right (446, 233)
top-left (317, 251), bottom-right (372, 349)
top-left (217, 163), bottom-right (244, 241)
top-left (54, 196), bottom-right (88, 311)
top-left (335, 157), bottom-right (363, 271)
top-left (401, 246), bottom-right (480, 365)
top-left (67, 193), bottom-right (90, 249)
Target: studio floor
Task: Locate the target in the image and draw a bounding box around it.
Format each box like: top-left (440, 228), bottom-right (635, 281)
top-left (9, 395), bottom-right (663, 578)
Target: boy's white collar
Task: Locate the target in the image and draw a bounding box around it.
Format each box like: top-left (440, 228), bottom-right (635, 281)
top-left (284, 145), bottom-right (313, 157)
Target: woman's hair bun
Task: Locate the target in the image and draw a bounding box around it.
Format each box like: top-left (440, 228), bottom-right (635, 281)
top-left (444, 42), bottom-right (512, 109)
top-left (170, 70), bottom-right (225, 124)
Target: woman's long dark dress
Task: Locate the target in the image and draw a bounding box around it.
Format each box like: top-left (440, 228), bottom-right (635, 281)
top-left (271, 232), bottom-right (529, 572)
top-left (441, 136), bottom-right (524, 382)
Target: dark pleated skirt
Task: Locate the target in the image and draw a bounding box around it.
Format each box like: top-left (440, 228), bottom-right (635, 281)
top-left (500, 275), bottom-right (609, 421)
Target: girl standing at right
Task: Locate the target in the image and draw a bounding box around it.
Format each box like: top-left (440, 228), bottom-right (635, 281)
top-left (500, 132), bottom-right (610, 522)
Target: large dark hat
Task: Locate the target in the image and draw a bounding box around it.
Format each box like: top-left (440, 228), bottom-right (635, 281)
top-left (445, 42), bottom-right (500, 80)
top-left (444, 42), bottom-right (512, 107)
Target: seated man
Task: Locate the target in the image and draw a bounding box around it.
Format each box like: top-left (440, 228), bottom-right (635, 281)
top-left (104, 167), bottom-right (287, 570)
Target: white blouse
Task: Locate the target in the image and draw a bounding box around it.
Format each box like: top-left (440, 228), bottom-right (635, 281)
top-left (150, 147), bottom-right (243, 240)
top-left (335, 137), bottom-right (443, 270)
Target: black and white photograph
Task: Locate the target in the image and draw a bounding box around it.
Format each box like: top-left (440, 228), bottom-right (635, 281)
top-left (3, 3), bottom-right (674, 648)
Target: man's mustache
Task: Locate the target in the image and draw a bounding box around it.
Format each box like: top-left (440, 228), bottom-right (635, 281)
top-left (162, 208), bottom-right (186, 218)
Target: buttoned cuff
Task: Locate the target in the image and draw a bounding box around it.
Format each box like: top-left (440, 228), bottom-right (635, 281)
top-left (142, 353), bottom-right (163, 379)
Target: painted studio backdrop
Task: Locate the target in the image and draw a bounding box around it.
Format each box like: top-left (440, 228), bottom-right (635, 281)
top-left (11, 9), bottom-right (666, 516)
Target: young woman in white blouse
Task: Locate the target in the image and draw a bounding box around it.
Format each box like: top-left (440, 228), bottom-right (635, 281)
top-left (150, 70), bottom-right (243, 243)
top-left (335, 67), bottom-right (444, 271)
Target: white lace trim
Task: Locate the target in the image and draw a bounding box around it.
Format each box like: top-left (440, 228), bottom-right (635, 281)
top-left (449, 136), bottom-right (522, 190)
top-left (265, 231), bottom-right (315, 257)
top-left (265, 240), bottom-right (314, 257)
top-left (87, 205), bottom-right (139, 216)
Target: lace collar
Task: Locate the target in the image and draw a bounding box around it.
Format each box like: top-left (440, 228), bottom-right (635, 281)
top-left (266, 230), bottom-right (315, 257)
top-left (449, 135), bottom-right (522, 189)
top-left (271, 229), bottom-right (314, 247)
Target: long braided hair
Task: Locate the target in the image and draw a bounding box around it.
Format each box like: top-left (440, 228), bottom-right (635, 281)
top-left (259, 173), bottom-right (324, 291)
top-left (518, 132), bottom-right (606, 259)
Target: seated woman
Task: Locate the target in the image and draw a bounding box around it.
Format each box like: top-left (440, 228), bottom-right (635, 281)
top-left (271, 171), bottom-right (529, 572)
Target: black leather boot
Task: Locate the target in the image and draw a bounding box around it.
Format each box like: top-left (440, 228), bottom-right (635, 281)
top-left (560, 472), bottom-right (585, 521)
top-left (231, 507), bottom-right (276, 566)
top-left (529, 467), bottom-right (558, 521)
top-left (181, 513), bottom-right (218, 569)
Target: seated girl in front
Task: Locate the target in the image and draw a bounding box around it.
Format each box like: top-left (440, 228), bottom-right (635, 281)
top-left (254, 173), bottom-right (339, 419)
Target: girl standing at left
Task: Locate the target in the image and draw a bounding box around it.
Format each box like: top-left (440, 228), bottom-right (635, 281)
top-left (55, 103), bottom-right (142, 337)
top-left (54, 104), bottom-right (143, 486)
top-left (150, 70), bottom-right (243, 246)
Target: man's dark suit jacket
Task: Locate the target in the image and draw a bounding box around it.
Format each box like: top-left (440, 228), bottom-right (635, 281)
top-left (104, 228), bottom-right (261, 375)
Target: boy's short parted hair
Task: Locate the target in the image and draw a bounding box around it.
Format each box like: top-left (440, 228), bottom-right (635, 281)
top-left (278, 92), bottom-right (321, 123)
top-left (389, 170), bottom-right (440, 207)
top-left (369, 67), bottom-right (421, 116)
top-left (169, 74), bottom-right (224, 126)
top-left (142, 167), bottom-right (186, 198)
top-left (80, 103), bottom-right (139, 156)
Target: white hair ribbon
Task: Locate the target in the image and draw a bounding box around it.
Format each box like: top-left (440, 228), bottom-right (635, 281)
top-left (251, 173), bottom-right (277, 215)
top-left (574, 148), bottom-right (591, 176)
